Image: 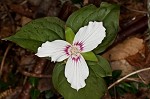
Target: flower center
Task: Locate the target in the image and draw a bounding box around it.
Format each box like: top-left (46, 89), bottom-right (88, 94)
top-left (70, 46), bottom-right (80, 55)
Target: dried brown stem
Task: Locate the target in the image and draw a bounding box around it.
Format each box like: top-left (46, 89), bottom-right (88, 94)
top-left (0, 87), bottom-right (22, 99)
top-left (125, 78), bottom-right (142, 83)
top-left (0, 43), bottom-right (13, 77)
top-left (9, 4), bottom-right (33, 18)
top-left (19, 67), bottom-right (51, 78)
top-left (115, 16), bottom-right (148, 45)
top-left (108, 67), bottom-right (150, 90)
top-left (122, 5), bottom-right (147, 14)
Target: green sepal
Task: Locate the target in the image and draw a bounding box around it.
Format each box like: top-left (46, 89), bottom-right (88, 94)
top-left (81, 51), bottom-right (98, 62)
top-left (65, 27), bottom-right (75, 44)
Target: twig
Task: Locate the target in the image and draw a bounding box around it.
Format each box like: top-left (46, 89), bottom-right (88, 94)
top-left (108, 67), bottom-right (150, 90)
top-left (0, 87), bottom-right (21, 99)
top-left (125, 78), bottom-right (142, 83)
top-left (138, 75), bottom-right (147, 84)
top-left (116, 16), bottom-right (148, 44)
top-left (19, 68), bottom-right (51, 78)
top-left (0, 43), bottom-right (13, 77)
top-left (122, 5), bottom-right (147, 14)
top-left (9, 4), bottom-right (33, 18)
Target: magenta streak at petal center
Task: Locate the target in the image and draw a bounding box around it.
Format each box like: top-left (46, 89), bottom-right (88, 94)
top-left (73, 41), bottom-right (84, 51)
top-left (64, 45), bottom-right (71, 56)
top-left (72, 55), bottom-right (80, 63)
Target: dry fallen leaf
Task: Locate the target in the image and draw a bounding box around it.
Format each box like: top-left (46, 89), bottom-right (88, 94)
top-left (111, 60), bottom-right (135, 76)
top-left (126, 45), bottom-right (150, 84)
top-left (21, 16), bottom-right (32, 26)
top-left (103, 37), bottom-right (144, 61)
top-left (0, 26), bottom-right (12, 38)
top-left (103, 37), bottom-right (144, 76)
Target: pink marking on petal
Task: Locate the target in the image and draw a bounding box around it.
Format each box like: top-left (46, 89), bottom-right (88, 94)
top-left (73, 41), bottom-right (84, 51)
top-left (64, 45), bottom-right (71, 56)
top-left (71, 54), bottom-right (81, 63)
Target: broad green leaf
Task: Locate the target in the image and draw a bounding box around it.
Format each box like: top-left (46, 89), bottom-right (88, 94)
top-left (65, 27), bottom-right (75, 44)
top-left (94, 3), bottom-right (120, 53)
top-left (66, 5), bottom-right (97, 32)
top-left (52, 62), bottom-right (107, 99)
top-left (66, 2), bottom-right (120, 54)
top-left (4, 17), bottom-right (65, 52)
top-left (87, 56), bottom-right (112, 77)
top-left (30, 88), bottom-right (40, 99)
top-left (81, 51), bottom-right (98, 61)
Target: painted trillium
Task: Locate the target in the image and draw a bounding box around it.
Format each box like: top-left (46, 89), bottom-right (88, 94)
top-left (35, 21), bottom-right (106, 91)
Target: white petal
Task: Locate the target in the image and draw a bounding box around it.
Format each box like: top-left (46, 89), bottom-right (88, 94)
top-left (35, 40), bottom-right (71, 62)
top-left (73, 21), bottom-right (106, 52)
top-left (65, 55), bottom-right (89, 91)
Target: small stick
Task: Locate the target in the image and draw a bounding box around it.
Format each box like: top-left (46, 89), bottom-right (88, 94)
top-left (0, 43), bottom-right (13, 77)
top-left (19, 68), bottom-right (51, 78)
top-left (108, 67), bottom-right (150, 90)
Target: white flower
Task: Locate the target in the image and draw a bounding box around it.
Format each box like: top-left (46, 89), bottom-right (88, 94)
top-left (35, 21), bottom-right (106, 91)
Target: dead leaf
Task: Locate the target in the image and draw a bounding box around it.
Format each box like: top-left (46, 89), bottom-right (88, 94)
top-left (102, 37), bottom-right (144, 76)
top-left (103, 37), bottom-right (144, 61)
top-left (21, 16), bottom-right (32, 26)
top-left (126, 45), bottom-right (150, 84)
top-left (9, 4), bottom-right (33, 18)
top-left (0, 26), bottom-right (12, 38)
top-left (111, 59), bottom-right (135, 76)
top-left (126, 52), bottom-right (145, 68)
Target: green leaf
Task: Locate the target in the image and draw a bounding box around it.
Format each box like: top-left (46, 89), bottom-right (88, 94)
top-left (30, 88), bottom-right (40, 99)
top-left (65, 27), bottom-right (75, 44)
top-left (94, 3), bottom-right (120, 53)
top-left (81, 51), bottom-right (98, 61)
top-left (87, 55), bottom-right (112, 77)
top-left (28, 77), bottom-right (39, 87)
top-left (119, 82), bottom-right (132, 92)
top-left (52, 62), bottom-right (107, 99)
top-left (66, 5), bottom-right (97, 32)
top-left (66, 2), bottom-right (120, 54)
top-left (4, 17), bottom-right (65, 52)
